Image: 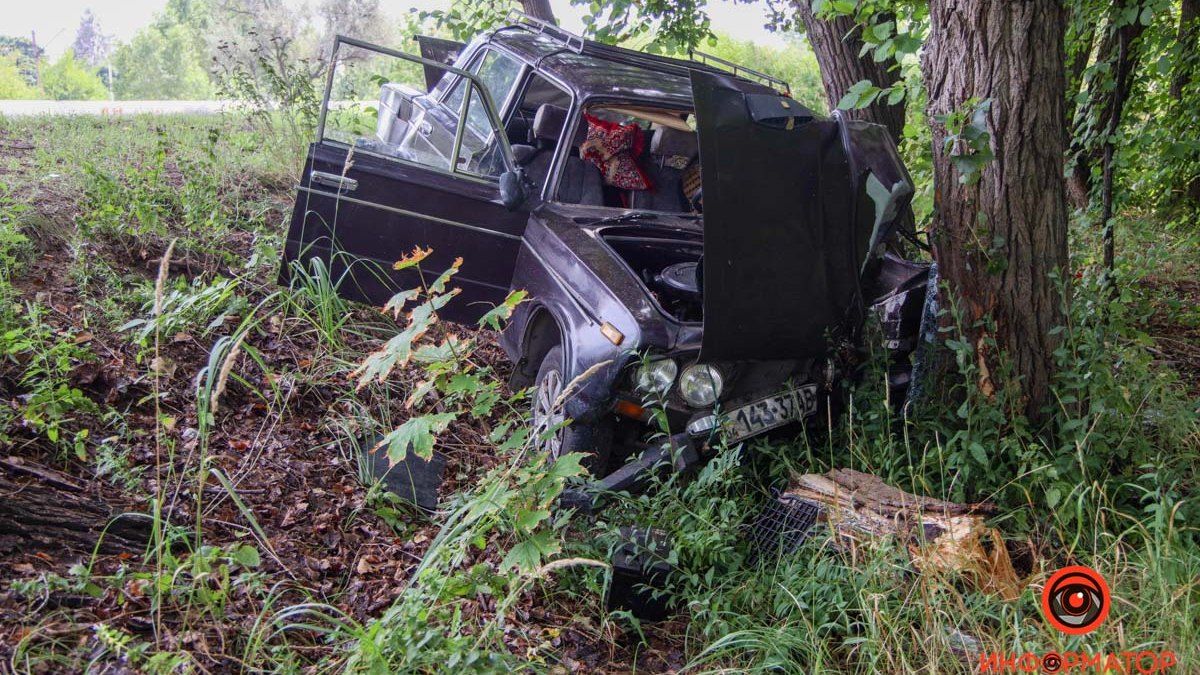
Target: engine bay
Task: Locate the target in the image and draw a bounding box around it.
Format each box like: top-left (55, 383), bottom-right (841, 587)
top-left (599, 226), bottom-right (704, 323)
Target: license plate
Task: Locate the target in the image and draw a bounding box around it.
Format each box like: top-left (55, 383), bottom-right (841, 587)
top-left (725, 384), bottom-right (818, 443)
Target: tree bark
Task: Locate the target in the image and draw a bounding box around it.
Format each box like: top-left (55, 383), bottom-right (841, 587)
top-left (0, 456), bottom-right (152, 555)
top-left (922, 0), bottom-right (1070, 423)
top-left (793, 1), bottom-right (905, 144)
top-left (521, 0), bottom-right (557, 24)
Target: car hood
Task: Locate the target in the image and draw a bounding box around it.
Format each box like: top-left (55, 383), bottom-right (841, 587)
top-left (690, 70), bottom-right (913, 362)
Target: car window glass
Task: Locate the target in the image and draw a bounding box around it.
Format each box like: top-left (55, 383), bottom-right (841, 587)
top-left (444, 49), bottom-right (521, 120)
top-left (319, 41), bottom-right (507, 179)
top-left (458, 85), bottom-right (506, 178)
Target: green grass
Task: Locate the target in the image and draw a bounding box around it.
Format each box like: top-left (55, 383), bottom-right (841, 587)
top-left (0, 112), bottom-right (1196, 673)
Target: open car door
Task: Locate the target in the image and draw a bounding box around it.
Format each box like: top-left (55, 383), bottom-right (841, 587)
top-left (281, 36), bottom-right (528, 324)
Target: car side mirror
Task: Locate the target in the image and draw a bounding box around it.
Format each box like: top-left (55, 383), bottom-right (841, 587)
top-left (500, 168), bottom-right (527, 210)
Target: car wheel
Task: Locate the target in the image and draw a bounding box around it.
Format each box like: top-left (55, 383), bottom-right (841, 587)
top-left (531, 346), bottom-right (612, 475)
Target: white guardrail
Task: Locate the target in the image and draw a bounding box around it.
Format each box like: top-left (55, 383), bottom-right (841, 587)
top-left (0, 100), bottom-right (241, 117)
top-left (0, 99), bottom-right (381, 117)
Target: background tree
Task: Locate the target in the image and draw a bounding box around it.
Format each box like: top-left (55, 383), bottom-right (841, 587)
top-left (40, 50), bottom-right (107, 100)
top-left (71, 9), bottom-right (113, 69)
top-left (1171, 0), bottom-right (1200, 204)
top-left (1066, 2), bottom-right (1155, 210)
top-left (0, 36), bottom-right (44, 86)
top-left (0, 54), bottom-right (40, 99)
top-left (110, 23), bottom-right (213, 100)
top-left (316, 0), bottom-right (386, 59)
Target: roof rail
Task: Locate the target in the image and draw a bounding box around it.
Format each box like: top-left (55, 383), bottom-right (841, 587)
top-left (503, 10), bottom-right (791, 95)
top-left (504, 9), bottom-right (584, 54)
top-left (689, 49), bottom-right (790, 95)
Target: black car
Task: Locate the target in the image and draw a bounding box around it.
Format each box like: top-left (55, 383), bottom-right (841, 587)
top-left (281, 14), bottom-right (931, 493)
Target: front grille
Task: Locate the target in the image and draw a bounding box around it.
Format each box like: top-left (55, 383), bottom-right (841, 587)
top-left (748, 492), bottom-right (822, 560)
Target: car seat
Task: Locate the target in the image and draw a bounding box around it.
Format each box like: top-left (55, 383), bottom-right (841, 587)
top-left (630, 124), bottom-right (698, 212)
top-left (512, 104), bottom-right (604, 205)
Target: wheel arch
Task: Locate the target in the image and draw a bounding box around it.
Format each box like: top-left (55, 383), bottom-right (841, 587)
top-left (511, 304), bottom-right (564, 389)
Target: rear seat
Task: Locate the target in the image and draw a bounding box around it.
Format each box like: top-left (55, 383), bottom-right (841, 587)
top-left (630, 124), bottom-right (699, 212)
top-left (512, 104), bottom-right (604, 206)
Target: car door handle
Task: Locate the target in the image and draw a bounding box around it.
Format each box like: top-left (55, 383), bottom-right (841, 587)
top-left (310, 171), bottom-right (357, 192)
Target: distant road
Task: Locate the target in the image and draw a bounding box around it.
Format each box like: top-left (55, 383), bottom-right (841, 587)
top-left (0, 100), bottom-right (238, 117)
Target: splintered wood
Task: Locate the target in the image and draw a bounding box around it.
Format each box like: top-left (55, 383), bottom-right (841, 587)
top-left (785, 468), bottom-right (1023, 600)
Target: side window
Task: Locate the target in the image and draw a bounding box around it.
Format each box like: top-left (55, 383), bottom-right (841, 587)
top-left (443, 49), bottom-right (522, 124)
top-left (319, 39), bottom-right (511, 180)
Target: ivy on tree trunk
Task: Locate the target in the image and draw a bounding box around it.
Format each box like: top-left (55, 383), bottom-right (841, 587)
top-left (923, 0), bottom-right (1070, 423)
top-left (1066, 13), bottom-right (1148, 209)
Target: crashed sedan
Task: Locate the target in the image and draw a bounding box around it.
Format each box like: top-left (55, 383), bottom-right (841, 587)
top-left (280, 15), bottom-right (932, 497)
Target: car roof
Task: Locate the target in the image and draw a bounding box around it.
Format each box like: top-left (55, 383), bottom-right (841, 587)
top-left (483, 27), bottom-right (771, 106)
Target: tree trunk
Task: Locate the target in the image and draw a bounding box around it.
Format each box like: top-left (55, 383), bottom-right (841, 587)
top-left (1066, 16), bottom-right (1148, 209)
top-left (1101, 22), bottom-right (1139, 275)
top-left (922, 0), bottom-right (1070, 423)
top-left (793, 1), bottom-right (905, 144)
top-left (0, 456), bottom-right (152, 555)
top-left (783, 469), bottom-right (1021, 600)
top-left (521, 0), bottom-right (557, 24)
top-left (1172, 0), bottom-right (1199, 100)
top-left (1173, 0), bottom-right (1200, 204)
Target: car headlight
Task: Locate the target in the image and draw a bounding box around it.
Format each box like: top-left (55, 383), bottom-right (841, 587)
top-left (679, 364), bottom-right (724, 407)
top-left (635, 358), bottom-right (678, 395)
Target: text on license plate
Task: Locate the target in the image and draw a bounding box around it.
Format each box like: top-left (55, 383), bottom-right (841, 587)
top-left (726, 384), bottom-right (819, 442)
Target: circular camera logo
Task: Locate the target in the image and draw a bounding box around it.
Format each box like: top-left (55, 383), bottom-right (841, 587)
top-left (1041, 565), bottom-right (1110, 635)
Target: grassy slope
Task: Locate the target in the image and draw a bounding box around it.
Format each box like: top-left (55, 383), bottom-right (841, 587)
top-left (0, 114), bottom-right (1197, 673)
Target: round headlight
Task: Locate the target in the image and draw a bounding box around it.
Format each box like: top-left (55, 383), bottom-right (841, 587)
top-left (635, 358), bottom-right (678, 395)
top-left (679, 364), bottom-right (724, 407)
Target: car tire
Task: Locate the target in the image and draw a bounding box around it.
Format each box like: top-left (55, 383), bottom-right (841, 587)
top-left (531, 345), bottom-right (612, 476)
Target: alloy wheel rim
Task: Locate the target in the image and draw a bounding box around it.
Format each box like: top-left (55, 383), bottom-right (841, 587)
top-left (532, 368), bottom-right (565, 458)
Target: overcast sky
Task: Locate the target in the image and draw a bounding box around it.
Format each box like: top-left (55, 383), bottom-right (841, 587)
top-left (0, 0), bottom-right (789, 58)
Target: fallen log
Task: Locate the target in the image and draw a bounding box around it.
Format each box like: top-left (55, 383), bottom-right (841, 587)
top-left (785, 468), bottom-right (1022, 600)
top-left (0, 456), bottom-right (152, 556)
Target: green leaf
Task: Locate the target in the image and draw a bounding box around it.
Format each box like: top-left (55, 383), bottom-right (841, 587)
top-left (1046, 487), bottom-right (1061, 509)
top-left (232, 544), bottom-right (260, 568)
top-left (969, 442), bottom-right (988, 465)
top-left (500, 530), bottom-right (561, 573)
top-left (375, 412), bottom-right (457, 463)
top-left (514, 508), bottom-right (551, 533)
top-left (546, 452), bottom-right (587, 480)
top-left (836, 90), bottom-right (861, 111)
top-left (477, 289), bottom-right (528, 330)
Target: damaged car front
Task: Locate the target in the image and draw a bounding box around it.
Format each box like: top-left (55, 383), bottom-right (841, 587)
top-left (500, 70), bottom-right (929, 499)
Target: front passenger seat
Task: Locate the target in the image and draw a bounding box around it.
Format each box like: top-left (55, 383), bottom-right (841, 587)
top-left (517, 104), bottom-right (604, 205)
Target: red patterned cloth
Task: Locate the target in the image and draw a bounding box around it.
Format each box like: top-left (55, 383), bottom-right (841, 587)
top-left (580, 113), bottom-right (652, 191)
